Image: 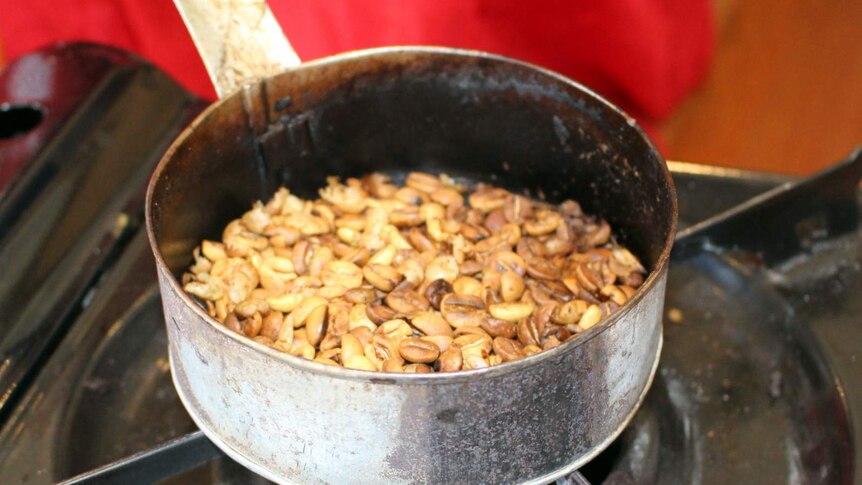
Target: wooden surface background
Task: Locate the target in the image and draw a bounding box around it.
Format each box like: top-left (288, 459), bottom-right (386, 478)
top-left (661, 0), bottom-right (862, 175)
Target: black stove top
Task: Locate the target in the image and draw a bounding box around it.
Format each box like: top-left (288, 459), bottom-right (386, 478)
top-left (0, 44), bottom-right (859, 485)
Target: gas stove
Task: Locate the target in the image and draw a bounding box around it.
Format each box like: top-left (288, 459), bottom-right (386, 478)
top-left (0, 44), bottom-right (859, 485)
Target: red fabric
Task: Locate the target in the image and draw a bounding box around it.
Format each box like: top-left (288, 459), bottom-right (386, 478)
top-left (0, 0), bottom-right (714, 131)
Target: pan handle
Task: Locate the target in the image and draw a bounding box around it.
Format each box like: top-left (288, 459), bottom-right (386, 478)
top-left (173, 0), bottom-right (302, 98)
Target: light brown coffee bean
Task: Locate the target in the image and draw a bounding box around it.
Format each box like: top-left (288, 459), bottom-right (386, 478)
top-left (493, 337), bottom-right (526, 362)
top-left (517, 317), bottom-right (541, 347)
top-left (488, 250), bottom-right (527, 275)
top-left (348, 304), bottom-right (377, 331)
top-left (523, 344), bottom-right (542, 356)
top-left (267, 293), bottom-right (303, 313)
top-left (224, 312), bottom-right (242, 334)
top-left (440, 293), bottom-right (486, 328)
top-left (452, 276), bottom-right (483, 298)
top-left (483, 208), bottom-right (506, 232)
top-left (344, 355), bottom-right (377, 371)
top-left (488, 302), bottom-right (535, 322)
top-left (403, 363), bottom-right (435, 373)
top-left (366, 300), bottom-right (399, 324)
top-left (425, 255), bottom-right (459, 283)
top-left (468, 187), bottom-right (509, 212)
top-left (363, 264), bottom-right (403, 292)
top-left (305, 304), bottom-right (328, 347)
top-left (543, 336), bottom-right (562, 351)
top-left (438, 347), bottom-right (463, 372)
top-left (350, 326), bottom-right (374, 348)
top-left (431, 187), bottom-right (464, 207)
top-left (375, 319), bottom-right (414, 340)
top-left (340, 333), bottom-right (364, 363)
top-left (291, 296), bottom-right (328, 328)
top-left (382, 358), bottom-right (405, 372)
top-left (344, 287), bottom-right (378, 304)
top-left (420, 335), bottom-right (453, 354)
top-left (459, 259), bottom-right (483, 276)
top-left (235, 298), bottom-right (270, 319)
top-left (321, 261), bottom-right (363, 289)
top-left (500, 271), bottom-right (525, 302)
top-left (552, 300), bottom-right (583, 325)
top-left (386, 289), bottom-right (430, 315)
top-left (527, 257), bottom-right (561, 280)
top-left (292, 240), bottom-right (311, 275)
top-left (408, 227), bottom-right (436, 253)
top-left (452, 326), bottom-right (490, 339)
top-left (480, 317), bottom-right (518, 339)
top-left (410, 311), bottom-right (453, 336)
top-left (241, 312), bottom-right (263, 338)
top-left (261, 311), bottom-right (284, 340)
top-left (398, 338), bottom-right (440, 363)
top-left (453, 334), bottom-right (493, 355)
top-left (578, 304), bottom-right (603, 329)
top-left (406, 172), bottom-right (442, 193)
top-left (461, 349), bottom-right (490, 369)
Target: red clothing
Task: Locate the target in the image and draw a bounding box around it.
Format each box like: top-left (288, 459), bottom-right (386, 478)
top-left (0, 0), bottom-right (713, 132)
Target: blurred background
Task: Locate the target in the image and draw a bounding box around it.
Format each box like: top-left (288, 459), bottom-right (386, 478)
top-left (1, 0), bottom-right (860, 175)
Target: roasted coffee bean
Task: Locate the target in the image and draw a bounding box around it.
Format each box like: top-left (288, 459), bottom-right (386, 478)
top-left (440, 293), bottom-right (486, 328)
top-left (500, 271), bottom-right (525, 302)
top-left (420, 335), bottom-right (453, 353)
top-left (424, 279), bottom-right (453, 310)
top-left (526, 258), bottom-right (561, 280)
top-left (517, 317), bottom-right (541, 347)
top-left (406, 172), bottom-right (443, 193)
top-left (344, 355), bottom-right (377, 371)
top-left (459, 259), bottom-right (483, 276)
top-left (468, 186), bottom-right (509, 213)
top-left (493, 337), bottom-right (526, 362)
top-left (386, 289), bottom-right (430, 315)
top-left (185, 170), bottom-right (646, 372)
top-left (241, 312), bottom-right (263, 338)
top-left (452, 276), bottom-right (483, 298)
top-left (260, 311), bottom-right (284, 340)
top-left (224, 312), bottom-right (242, 334)
top-left (454, 334), bottom-right (493, 355)
top-left (344, 287), bottom-right (378, 304)
top-left (305, 304), bottom-right (328, 347)
top-left (375, 319), bottom-right (414, 340)
top-left (364, 264), bottom-right (403, 292)
top-left (438, 347), bottom-right (463, 372)
top-left (340, 333), bottom-right (364, 363)
top-left (403, 363), bottom-right (435, 373)
top-left (489, 302), bottom-right (535, 322)
top-left (366, 300), bottom-right (399, 324)
top-left (383, 358), bottom-right (405, 372)
top-left (452, 326), bottom-right (491, 339)
top-left (480, 317), bottom-right (518, 339)
top-left (350, 326), bottom-right (374, 348)
top-left (461, 349), bottom-right (490, 369)
top-left (410, 311), bottom-right (453, 337)
top-left (399, 338), bottom-right (441, 363)
top-left (579, 304), bottom-right (603, 330)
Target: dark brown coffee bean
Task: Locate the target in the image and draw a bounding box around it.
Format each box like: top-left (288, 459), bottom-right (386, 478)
top-left (424, 279), bottom-right (453, 310)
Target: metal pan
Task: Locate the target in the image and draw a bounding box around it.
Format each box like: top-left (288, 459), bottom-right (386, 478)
top-left (145, 1), bottom-right (677, 483)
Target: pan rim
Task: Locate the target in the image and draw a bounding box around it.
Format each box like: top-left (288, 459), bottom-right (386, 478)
top-left (145, 45), bottom-right (678, 383)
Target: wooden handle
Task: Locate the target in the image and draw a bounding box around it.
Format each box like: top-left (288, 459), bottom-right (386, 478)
top-left (173, 0), bottom-right (301, 98)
